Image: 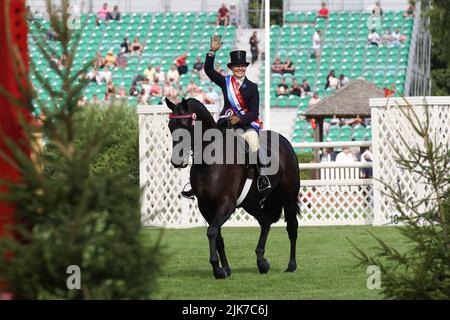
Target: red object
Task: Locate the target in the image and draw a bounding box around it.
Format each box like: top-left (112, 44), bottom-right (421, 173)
top-left (310, 118), bottom-right (317, 130)
top-left (384, 87), bottom-right (395, 97)
top-left (0, 0), bottom-right (30, 297)
top-left (318, 8), bottom-right (329, 18)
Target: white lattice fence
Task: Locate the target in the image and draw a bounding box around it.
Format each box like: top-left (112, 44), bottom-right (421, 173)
top-left (371, 97), bottom-right (450, 225)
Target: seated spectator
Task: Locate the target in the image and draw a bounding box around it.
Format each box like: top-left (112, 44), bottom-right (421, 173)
top-left (403, 2), bottom-right (416, 17)
top-left (120, 37), bottom-right (130, 54)
top-left (129, 83), bottom-right (139, 97)
top-left (381, 29), bottom-right (391, 46)
top-left (325, 70), bottom-right (339, 90)
top-left (167, 64), bottom-right (180, 83)
top-left (309, 92), bottom-right (321, 106)
top-left (400, 33), bottom-right (407, 44)
top-left (330, 115), bottom-right (341, 126)
top-left (86, 67), bottom-right (101, 84)
top-left (371, 1), bottom-right (383, 18)
top-left (205, 86), bottom-right (219, 104)
top-left (367, 29), bottom-right (380, 47)
top-left (96, 3), bottom-right (112, 25)
top-left (140, 77), bottom-right (152, 97)
top-left (104, 49), bottom-right (117, 67)
top-left (139, 89), bottom-right (149, 105)
top-left (283, 57), bottom-right (295, 74)
top-left (186, 79), bottom-right (199, 95)
top-left (336, 147), bottom-right (355, 163)
top-left (94, 51), bottom-right (105, 68)
top-left (216, 3), bottom-right (229, 26)
top-left (117, 82), bottom-right (127, 97)
top-left (229, 4), bottom-right (240, 27)
top-left (100, 66), bottom-right (112, 83)
top-left (192, 56), bottom-right (204, 74)
top-left (92, 94), bottom-right (100, 104)
top-left (116, 53), bottom-right (127, 69)
top-left (391, 28), bottom-right (401, 46)
top-left (271, 56), bottom-right (284, 73)
top-left (163, 81), bottom-right (178, 100)
top-left (143, 64), bottom-right (156, 83)
top-left (359, 147), bottom-right (373, 178)
top-left (276, 78), bottom-right (289, 96)
top-left (47, 27), bottom-right (58, 41)
top-left (105, 80), bottom-right (116, 101)
top-left (321, 147), bottom-right (337, 162)
top-left (110, 5), bottom-right (121, 21)
top-left (290, 79), bottom-right (304, 97)
top-left (155, 66), bottom-right (165, 83)
top-left (131, 36), bottom-right (143, 56)
top-left (150, 78), bottom-right (163, 97)
top-left (338, 74), bottom-right (350, 88)
top-left (317, 2), bottom-right (329, 19)
top-left (175, 53), bottom-right (188, 75)
top-left (302, 79), bottom-right (312, 96)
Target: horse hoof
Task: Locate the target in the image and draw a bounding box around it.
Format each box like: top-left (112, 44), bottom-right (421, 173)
top-left (257, 260), bottom-right (270, 274)
top-left (214, 268), bottom-right (228, 279)
top-left (224, 267), bottom-right (232, 277)
top-left (285, 261), bottom-right (297, 272)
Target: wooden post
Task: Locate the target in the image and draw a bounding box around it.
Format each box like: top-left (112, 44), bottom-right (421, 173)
top-left (0, 0), bottom-right (30, 299)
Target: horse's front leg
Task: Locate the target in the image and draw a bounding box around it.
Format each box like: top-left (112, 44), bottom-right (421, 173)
top-left (216, 229), bottom-right (231, 277)
top-left (255, 221), bottom-right (271, 274)
top-left (207, 205), bottom-right (234, 279)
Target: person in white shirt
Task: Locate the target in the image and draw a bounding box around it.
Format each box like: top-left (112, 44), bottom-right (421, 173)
top-left (205, 86), bottom-right (219, 104)
top-left (391, 28), bottom-right (401, 46)
top-left (155, 66), bottom-right (165, 84)
top-left (335, 147), bottom-right (355, 163)
top-left (368, 29), bottom-right (380, 47)
top-left (312, 30), bottom-right (322, 61)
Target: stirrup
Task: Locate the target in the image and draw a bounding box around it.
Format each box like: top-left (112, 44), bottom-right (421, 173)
top-left (257, 175), bottom-right (272, 193)
top-left (181, 183), bottom-right (194, 200)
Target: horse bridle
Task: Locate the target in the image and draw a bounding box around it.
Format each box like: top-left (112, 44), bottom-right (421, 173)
top-left (169, 112), bottom-right (197, 126)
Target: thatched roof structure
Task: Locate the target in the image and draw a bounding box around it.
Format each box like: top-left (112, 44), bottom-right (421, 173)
top-left (304, 78), bottom-right (385, 118)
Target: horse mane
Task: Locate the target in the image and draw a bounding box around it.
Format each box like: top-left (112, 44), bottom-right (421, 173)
top-left (186, 98), bottom-right (218, 129)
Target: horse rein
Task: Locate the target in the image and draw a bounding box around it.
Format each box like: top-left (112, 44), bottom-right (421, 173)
top-left (169, 113), bottom-right (197, 126)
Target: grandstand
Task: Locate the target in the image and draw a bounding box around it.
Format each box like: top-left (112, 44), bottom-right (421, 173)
top-left (269, 0), bottom-right (431, 149)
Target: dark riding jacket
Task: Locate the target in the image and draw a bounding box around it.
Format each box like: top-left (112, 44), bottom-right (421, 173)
top-left (204, 53), bottom-right (260, 131)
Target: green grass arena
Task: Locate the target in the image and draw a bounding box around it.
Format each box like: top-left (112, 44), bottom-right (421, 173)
top-left (143, 226), bottom-right (409, 299)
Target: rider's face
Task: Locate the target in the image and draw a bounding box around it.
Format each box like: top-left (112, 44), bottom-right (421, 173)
top-left (231, 64), bottom-right (247, 79)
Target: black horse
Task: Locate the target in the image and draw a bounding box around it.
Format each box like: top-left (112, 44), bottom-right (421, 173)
top-left (165, 97), bottom-right (300, 279)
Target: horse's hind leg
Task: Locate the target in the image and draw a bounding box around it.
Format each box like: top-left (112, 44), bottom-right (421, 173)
top-left (216, 229), bottom-right (232, 277)
top-left (255, 219), bottom-right (271, 274)
top-left (284, 201), bottom-right (299, 272)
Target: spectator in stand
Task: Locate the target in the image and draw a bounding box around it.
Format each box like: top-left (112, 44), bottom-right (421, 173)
top-left (312, 29), bottom-right (322, 61)
top-left (215, 62), bottom-right (226, 76)
top-left (290, 78), bottom-right (304, 97)
top-left (321, 147), bottom-right (337, 162)
top-left (110, 5), bottom-right (121, 21)
top-left (192, 56), bottom-right (204, 74)
top-left (338, 74), bottom-right (350, 88)
top-left (330, 115), bottom-right (341, 126)
top-left (86, 67), bottom-right (100, 84)
top-left (118, 82), bottom-right (127, 97)
top-left (403, 1), bottom-right (416, 17)
top-left (335, 147), bottom-right (355, 163)
top-left (155, 66), bottom-right (165, 84)
top-left (391, 28), bottom-right (401, 46)
top-left (104, 49), bottom-right (117, 68)
top-left (144, 64), bottom-right (156, 83)
top-left (163, 81), bottom-right (178, 100)
top-left (116, 53), bottom-right (127, 69)
top-left (131, 36), bottom-right (143, 56)
top-left (276, 78), bottom-right (289, 96)
top-left (92, 94), bottom-right (100, 104)
top-left (302, 79), bottom-right (312, 96)
top-left (249, 31), bottom-right (259, 64)
top-left (94, 51), bottom-right (105, 68)
top-left (206, 86), bottom-right (219, 104)
top-left (96, 3), bottom-right (112, 25)
top-left (186, 79), bottom-right (199, 95)
top-left (101, 66), bottom-right (112, 83)
top-left (325, 70), bottom-right (339, 90)
top-left (400, 33), bottom-right (408, 44)
top-left (309, 92), bottom-right (321, 106)
top-left (129, 83), bottom-right (139, 97)
top-left (167, 64), bottom-right (180, 83)
top-left (381, 29), bottom-right (392, 46)
top-left (150, 78), bottom-right (163, 97)
top-left (175, 53), bottom-right (188, 75)
top-left (140, 77), bottom-right (152, 97)
top-left (229, 4), bottom-right (240, 27)
top-left (77, 96), bottom-right (87, 107)
top-left (317, 2), bottom-right (329, 19)
top-left (139, 89), bottom-right (149, 105)
top-left (271, 56), bottom-right (284, 73)
top-left (359, 147), bottom-right (373, 178)
top-left (216, 3), bottom-right (230, 26)
top-left (283, 57), bottom-right (295, 74)
top-left (371, 1), bottom-right (383, 18)
top-left (367, 29), bottom-right (381, 47)
top-left (105, 80), bottom-right (116, 101)
top-left (120, 37), bottom-right (130, 55)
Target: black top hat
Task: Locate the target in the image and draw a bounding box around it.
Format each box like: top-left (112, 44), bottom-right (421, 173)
top-left (227, 50), bottom-right (250, 68)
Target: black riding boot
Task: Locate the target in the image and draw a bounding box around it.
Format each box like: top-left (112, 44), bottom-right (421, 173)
top-left (254, 152), bottom-right (272, 205)
top-left (181, 184), bottom-right (194, 200)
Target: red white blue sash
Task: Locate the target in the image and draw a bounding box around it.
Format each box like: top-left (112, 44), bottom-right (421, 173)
top-left (225, 75), bottom-right (261, 131)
